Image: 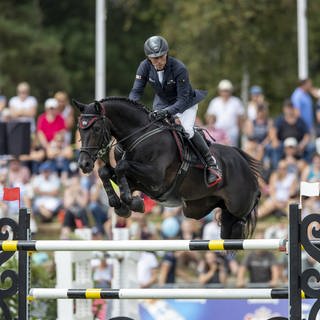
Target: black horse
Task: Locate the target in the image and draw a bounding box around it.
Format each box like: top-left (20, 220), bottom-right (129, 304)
top-left (74, 97), bottom-right (261, 239)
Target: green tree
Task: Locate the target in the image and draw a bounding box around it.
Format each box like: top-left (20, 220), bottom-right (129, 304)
top-left (0, 0), bottom-right (69, 103)
top-left (158, 0), bottom-right (299, 116)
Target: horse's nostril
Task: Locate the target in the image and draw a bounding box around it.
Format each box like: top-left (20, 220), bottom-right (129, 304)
top-left (78, 159), bottom-right (92, 171)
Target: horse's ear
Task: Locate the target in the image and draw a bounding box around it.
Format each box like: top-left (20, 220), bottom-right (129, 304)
top-left (72, 99), bottom-right (86, 112)
top-left (94, 100), bottom-right (102, 113)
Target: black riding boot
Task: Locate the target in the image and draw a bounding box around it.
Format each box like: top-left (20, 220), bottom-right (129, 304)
top-left (190, 132), bottom-right (222, 187)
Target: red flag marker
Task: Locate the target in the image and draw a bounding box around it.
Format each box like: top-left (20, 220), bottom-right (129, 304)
top-left (3, 187), bottom-right (20, 208)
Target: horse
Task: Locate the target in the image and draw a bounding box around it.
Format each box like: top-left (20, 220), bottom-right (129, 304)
top-left (74, 97), bottom-right (261, 239)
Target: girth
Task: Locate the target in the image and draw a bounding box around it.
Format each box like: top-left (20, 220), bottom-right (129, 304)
top-left (156, 130), bottom-right (191, 202)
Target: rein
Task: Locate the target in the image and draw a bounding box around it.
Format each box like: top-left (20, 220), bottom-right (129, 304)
top-left (107, 118), bottom-right (162, 151)
top-left (79, 110), bottom-right (166, 162)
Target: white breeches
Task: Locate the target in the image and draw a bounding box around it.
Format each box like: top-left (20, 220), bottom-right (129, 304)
top-left (176, 104), bottom-right (198, 138)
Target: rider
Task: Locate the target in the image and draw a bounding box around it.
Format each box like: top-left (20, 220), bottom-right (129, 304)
top-left (129, 35), bottom-right (222, 187)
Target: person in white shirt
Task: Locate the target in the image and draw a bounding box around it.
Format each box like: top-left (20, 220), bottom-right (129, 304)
top-left (8, 82), bottom-right (38, 132)
top-left (206, 79), bottom-right (245, 147)
top-left (137, 251), bottom-right (159, 288)
top-left (32, 161), bottom-right (61, 222)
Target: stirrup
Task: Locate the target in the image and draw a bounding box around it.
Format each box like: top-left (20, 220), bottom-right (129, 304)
top-left (206, 167), bottom-right (222, 188)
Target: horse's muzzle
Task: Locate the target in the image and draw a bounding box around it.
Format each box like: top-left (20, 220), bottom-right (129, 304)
top-left (78, 154), bottom-right (94, 174)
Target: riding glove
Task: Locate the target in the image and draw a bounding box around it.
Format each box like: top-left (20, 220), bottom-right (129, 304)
top-left (149, 109), bottom-right (169, 121)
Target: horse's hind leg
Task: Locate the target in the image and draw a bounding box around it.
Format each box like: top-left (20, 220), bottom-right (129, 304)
top-left (220, 209), bottom-right (245, 239)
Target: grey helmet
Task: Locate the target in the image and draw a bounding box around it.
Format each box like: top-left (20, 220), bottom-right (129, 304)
top-left (144, 36), bottom-right (169, 58)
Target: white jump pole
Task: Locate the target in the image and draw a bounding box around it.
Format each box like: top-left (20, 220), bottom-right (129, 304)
top-left (0, 239), bottom-right (287, 252)
top-left (29, 288), bottom-right (296, 300)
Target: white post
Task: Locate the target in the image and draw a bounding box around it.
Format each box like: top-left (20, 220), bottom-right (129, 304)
top-left (95, 0), bottom-right (106, 100)
top-left (297, 0), bottom-right (308, 79)
top-left (111, 228), bottom-right (138, 319)
top-left (55, 229), bottom-right (93, 320)
top-left (55, 252), bottom-right (73, 320)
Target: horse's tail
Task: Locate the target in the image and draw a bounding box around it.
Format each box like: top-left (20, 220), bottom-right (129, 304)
top-left (234, 147), bottom-right (262, 179)
top-left (234, 147), bottom-right (262, 238)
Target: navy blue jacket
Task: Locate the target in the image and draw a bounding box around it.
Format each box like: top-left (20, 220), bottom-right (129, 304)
top-left (129, 56), bottom-right (207, 115)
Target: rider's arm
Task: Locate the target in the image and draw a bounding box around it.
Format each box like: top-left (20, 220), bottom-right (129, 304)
top-left (129, 60), bottom-right (149, 102)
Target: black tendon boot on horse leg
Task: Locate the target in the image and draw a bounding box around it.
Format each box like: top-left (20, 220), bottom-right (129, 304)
top-left (190, 131), bottom-right (222, 187)
top-left (98, 166), bottom-right (131, 218)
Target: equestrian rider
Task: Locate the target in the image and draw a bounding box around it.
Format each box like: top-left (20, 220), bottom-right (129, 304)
top-left (129, 35), bottom-right (222, 186)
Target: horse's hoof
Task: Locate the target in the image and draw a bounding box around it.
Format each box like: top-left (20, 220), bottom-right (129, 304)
top-left (115, 203), bottom-right (131, 218)
top-left (130, 196), bottom-right (145, 213)
top-left (109, 196), bottom-right (121, 209)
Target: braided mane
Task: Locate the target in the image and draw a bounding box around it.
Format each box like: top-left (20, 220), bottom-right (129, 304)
top-left (100, 96), bottom-right (150, 114)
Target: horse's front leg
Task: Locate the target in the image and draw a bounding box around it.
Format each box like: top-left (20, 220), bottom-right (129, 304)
top-left (98, 166), bottom-right (131, 218)
top-left (114, 160), bottom-right (145, 213)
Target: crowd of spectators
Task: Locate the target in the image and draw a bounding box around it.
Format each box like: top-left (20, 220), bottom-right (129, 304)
top-left (1, 78), bottom-right (320, 292)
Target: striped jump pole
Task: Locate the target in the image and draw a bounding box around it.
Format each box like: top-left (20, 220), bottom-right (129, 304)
top-left (0, 239), bottom-right (288, 252)
top-left (28, 288), bottom-right (307, 300)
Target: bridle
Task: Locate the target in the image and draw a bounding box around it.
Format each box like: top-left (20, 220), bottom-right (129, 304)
top-left (78, 108), bottom-right (112, 163)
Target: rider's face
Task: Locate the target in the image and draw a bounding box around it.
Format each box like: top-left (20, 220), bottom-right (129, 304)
top-left (149, 54), bottom-right (167, 71)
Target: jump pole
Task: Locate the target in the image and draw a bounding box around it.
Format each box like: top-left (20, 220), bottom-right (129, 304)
top-left (0, 238), bottom-right (288, 252)
top-left (28, 288), bottom-right (304, 300)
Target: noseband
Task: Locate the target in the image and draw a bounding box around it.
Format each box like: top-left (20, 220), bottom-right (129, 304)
top-left (78, 112), bottom-right (111, 162)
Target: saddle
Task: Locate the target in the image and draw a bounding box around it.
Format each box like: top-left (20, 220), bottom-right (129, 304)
top-left (157, 125), bottom-right (216, 201)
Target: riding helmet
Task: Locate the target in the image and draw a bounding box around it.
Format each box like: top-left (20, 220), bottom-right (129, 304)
top-left (144, 36), bottom-right (169, 58)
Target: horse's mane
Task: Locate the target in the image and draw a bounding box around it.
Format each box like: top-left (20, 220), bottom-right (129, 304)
top-left (100, 96), bottom-right (150, 115)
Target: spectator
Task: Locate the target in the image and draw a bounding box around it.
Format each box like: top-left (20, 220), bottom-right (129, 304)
top-left (60, 172), bottom-right (89, 239)
top-left (243, 104), bottom-right (271, 147)
top-left (37, 98), bottom-right (66, 149)
top-left (93, 257), bottom-right (113, 288)
top-left (258, 160), bottom-right (298, 219)
top-left (158, 217), bottom-right (180, 285)
top-left (89, 179), bottom-right (111, 239)
top-left (243, 104), bottom-right (271, 178)
top-left (206, 79), bottom-right (245, 147)
top-left (19, 135), bottom-right (46, 175)
top-left (8, 158), bottom-right (30, 187)
top-left (236, 233), bottom-right (280, 288)
top-left (8, 82), bottom-right (38, 132)
top-left (247, 85), bottom-right (265, 121)
top-left (291, 78), bottom-right (314, 131)
top-left (92, 257), bottom-right (113, 320)
top-left (46, 131), bottom-right (74, 181)
top-left (281, 137), bottom-right (307, 177)
top-left (203, 113), bottom-right (230, 145)
top-left (32, 161), bottom-right (62, 222)
top-left (266, 99), bottom-right (312, 168)
top-left (137, 233), bottom-right (159, 288)
top-left (301, 152), bottom-right (320, 182)
top-left (54, 91), bottom-right (75, 144)
top-left (7, 158), bottom-right (34, 224)
top-left (201, 208), bottom-right (221, 240)
top-left (198, 251), bottom-right (227, 285)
